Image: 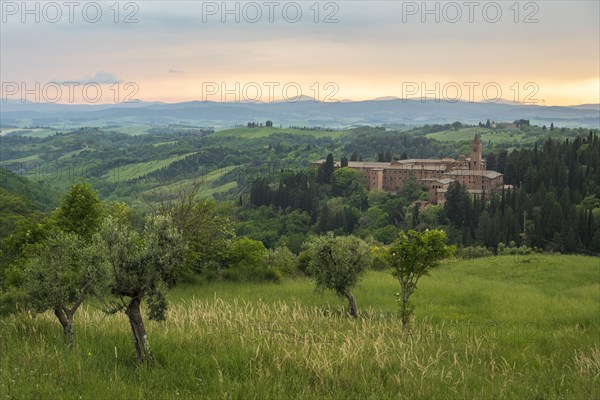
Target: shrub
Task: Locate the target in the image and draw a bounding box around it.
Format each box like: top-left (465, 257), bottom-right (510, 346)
top-left (267, 246), bottom-right (297, 276)
top-left (221, 237), bottom-right (281, 282)
top-left (497, 242), bottom-right (532, 256)
top-left (370, 245), bottom-right (390, 270)
top-left (457, 246), bottom-right (494, 260)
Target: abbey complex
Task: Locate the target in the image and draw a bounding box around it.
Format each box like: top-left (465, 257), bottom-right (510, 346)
top-left (313, 135), bottom-right (506, 205)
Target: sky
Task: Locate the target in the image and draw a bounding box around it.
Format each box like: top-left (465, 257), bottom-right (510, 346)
top-left (1, 0), bottom-right (599, 105)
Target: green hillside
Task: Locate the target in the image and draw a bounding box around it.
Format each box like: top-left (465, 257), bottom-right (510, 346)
top-left (214, 126), bottom-right (350, 138)
top-left (0, 168), bottom-right (59, 240)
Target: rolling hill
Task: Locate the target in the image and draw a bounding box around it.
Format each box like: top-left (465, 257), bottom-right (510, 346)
top-left (2, 99), bottom-right (598, 129)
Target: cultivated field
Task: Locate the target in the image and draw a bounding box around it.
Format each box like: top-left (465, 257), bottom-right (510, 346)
top-left (213, 127), bottom-right (350, 139)
top-left (1, 255), bottom-right (598, 399)
top-left (101, 153), bottom-right (196, 183)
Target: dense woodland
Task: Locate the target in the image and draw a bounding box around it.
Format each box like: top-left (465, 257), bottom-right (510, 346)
top-left (450, 133), bottom-right (600, 252)
top-left (242, 132), bottom-right (600, 254)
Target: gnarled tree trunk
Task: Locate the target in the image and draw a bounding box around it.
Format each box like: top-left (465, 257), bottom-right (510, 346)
top-left (346, 291), bottom-right (359, 318)
top-left (54, 306), bottom-right (74, 348)
top-left (125, 297), bottom-right (155, 365)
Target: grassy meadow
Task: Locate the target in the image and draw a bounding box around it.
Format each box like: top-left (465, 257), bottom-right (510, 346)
top-left (425, 127), bottom-right (527, 145)
top-left (1, 255), bottom-right (598, 399)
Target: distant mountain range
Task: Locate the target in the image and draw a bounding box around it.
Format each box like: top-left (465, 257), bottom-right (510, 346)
top-left (1, 99), bottom-right (598, 129)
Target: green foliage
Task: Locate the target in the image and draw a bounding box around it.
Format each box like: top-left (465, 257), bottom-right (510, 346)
top-left (420, 205), bottom-right (446, 226)
top-left (398, 175), bottom-right (427, 202)
top-left (444, 181), bottom-right (469, 226)
top-left (0, 168), bottom-right (58, 274)
top-left (249, 177), bottom-right (271, 207)
top-left (0, 188), bottom-right (36, 241)
top-left (362, 207), bottom-right (386, 227)
top-left (317, 198), bottom-right (360, 234)
top-left (0, 285), bottom-right (26, 316)
top-left (16, 229), bottom-right (105, 345)
top-left (0, 216), bottom-right (54, 281)
top-left (489, 133), bottom-right (600, 253)
top-left (227, 237), bottom-right (268, 269)
top-left (94, 213), bottom-right (186, 363)
top-left (105, 200), bottom-right (137, 227)
top-left (332, 167), bottom-right (368, 207)
top-left (162, 194), bottom-right (234, 278)
top-left (235, 206), bottom-right (283, 249)
top-left (369, 245), bottom-right (390, 270)
top-left (388, 229), bottom-right (455, 330)
top-left (304, 233), bottom-right (372, 316)
top-left (54, 183), bottom-right (104, 240)
top-left (295, 248), bottom-right (312, 276)
top-left (581, 194), bottom-right (600, 210)
top-left (146, 285), bottom-right (169, 321)
top-left (1, 184), bottom-right (105, 325)
top-left (357, 206), bottom-right (396, 241)
top-left (496, 241), bottom-right (533, 256)
top-left (222, 237), bottom-right (279, 282)
top-left (317, 153), bottom-right (335, 184)
top-left (267, 245), bottom-right (297, 276)
top-left (98, 214), bottom-right (186, 320)
top-left (456, 245), bottom-right (494, 259)
top-left (23, 231), bottom-right (103, 314)
top-left (0, 167), bottom-right (58, 213)
top-left (248, 171), bottom-right (319, 218)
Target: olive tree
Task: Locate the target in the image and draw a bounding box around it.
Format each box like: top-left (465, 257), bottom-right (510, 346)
top-left (387, 229), bottom-right (455, 333)
top-left (23, 230), bottom-right (103, 347)
top-left (98, 214), bottom-right (186, 364)
top-left (305, 233), bottom-right (371, 317)
top-left (12, 183), bottom-right (105, 347)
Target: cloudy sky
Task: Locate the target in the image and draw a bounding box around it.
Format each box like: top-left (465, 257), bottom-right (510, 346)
top-left (1, 1), bottom-right (598, 105)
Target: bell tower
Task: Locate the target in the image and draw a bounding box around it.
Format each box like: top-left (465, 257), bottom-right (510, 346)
top-left (470, 134), bottom-right (482, 170)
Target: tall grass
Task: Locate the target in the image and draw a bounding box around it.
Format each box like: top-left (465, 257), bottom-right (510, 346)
top-left (1, 255), bottom-right (598, 399)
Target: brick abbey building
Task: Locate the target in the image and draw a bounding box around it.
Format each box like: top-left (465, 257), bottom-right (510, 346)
top-left (313, 135), bottom-right (504, 205)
